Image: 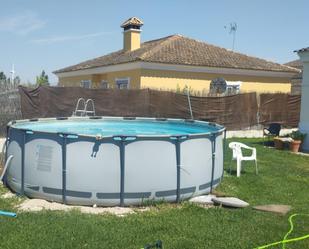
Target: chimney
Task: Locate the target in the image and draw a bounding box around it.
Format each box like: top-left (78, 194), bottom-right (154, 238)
top-left (121, 17), bottom-right (143, 52)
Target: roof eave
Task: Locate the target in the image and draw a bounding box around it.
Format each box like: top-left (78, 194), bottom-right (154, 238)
top-left (294, 47), bottom-right (309, 53)
top-left (55, 61), bottom-right (297, 79)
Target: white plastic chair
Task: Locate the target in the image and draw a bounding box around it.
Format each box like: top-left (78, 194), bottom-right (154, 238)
top-left (229, 142), bottom-right (258, 177)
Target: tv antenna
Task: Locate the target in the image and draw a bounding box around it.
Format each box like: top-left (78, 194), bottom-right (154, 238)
top-left (224, 22), bottom-right (237, 51)
top-left (10, 64), bottom-right (15, 84)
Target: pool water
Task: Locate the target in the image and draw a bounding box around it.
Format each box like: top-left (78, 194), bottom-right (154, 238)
top-left (13, 119), bottom-right (218, 136)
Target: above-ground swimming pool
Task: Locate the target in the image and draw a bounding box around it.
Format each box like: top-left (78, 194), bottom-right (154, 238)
top-left (3, 117), bottom-right (225, 206)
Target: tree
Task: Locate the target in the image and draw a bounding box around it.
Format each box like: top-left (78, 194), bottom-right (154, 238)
top-left (0, 72), bottom-right (10, 91)
top-left (0, 71), bottom-right (25, 91)
top-left (36, 70), bottom-right (49, 86)
top-left (0, 71), bottom-right (6, 81)
top-left (13, 76), bottom-right (21, 88)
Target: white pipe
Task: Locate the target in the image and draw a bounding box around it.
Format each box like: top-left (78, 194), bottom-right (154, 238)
top-left (1, 155), bottom-right (13, 181)
top-left (1, 138), bottom-right (6, 157)
top-left (186, 87), bottom-right (194, 120)
top-left (1, 138), bottom-right (7, 170)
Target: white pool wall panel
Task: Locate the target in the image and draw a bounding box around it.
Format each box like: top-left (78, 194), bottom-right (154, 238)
top-left (66, 142), bottom-right (121, 206)
top-left (215, 134), bottom-right (224, 183)
top-left (180, 138), bottom-right (212, 199)
top-left (125, 140), bottom-right (177, 204)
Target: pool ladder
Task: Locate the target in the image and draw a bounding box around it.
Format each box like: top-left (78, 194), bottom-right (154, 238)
top-left (72, 98), bottom-right (96, 117)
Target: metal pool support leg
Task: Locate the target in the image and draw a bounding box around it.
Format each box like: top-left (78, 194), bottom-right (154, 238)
top-left (119, 137), bottom-right (126, 207)
top-left (223, 129), bottom-right (227, 177)
top-left (21, 131), bottom-right (26, 195)
top-left (61, 135), bottom-right (68, 204)
top-left (20, 130), bottom-right (34, 196)
top-left (170, 135), bottom-right (186, 203)
top-left (210, 134), bottom-right (216, 193)
top-left (59, 133), bottom-right (78, 205)
top-left (175, 137), bottom-right (181, 203)
top-left (113, 135), bottom-right (136, 207)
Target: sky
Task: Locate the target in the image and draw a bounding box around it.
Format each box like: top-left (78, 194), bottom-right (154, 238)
top-left (0, 0), bottom-right (308, 85)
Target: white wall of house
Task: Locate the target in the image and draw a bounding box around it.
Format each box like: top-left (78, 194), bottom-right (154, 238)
top-left (298, 49), bottom-right (309, 152)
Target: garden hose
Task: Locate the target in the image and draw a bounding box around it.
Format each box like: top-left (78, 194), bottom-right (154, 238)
top-left (0, 210), bottom-right (17, 217)
top-left (254, 213), bottom-right (309, 249)
top-left (141, 240), bottom-right (163, 249)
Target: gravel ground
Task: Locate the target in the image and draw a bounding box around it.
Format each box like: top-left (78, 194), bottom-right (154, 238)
top-left (17, 199), bottom-right (138, 216)
top-left (0, 191), bottom-right (146, 216)
top-left (226, 128), bottom-right (296, 138)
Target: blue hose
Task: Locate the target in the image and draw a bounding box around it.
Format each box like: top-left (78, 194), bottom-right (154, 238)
top-left (0, 210), bottom-right (17, 217)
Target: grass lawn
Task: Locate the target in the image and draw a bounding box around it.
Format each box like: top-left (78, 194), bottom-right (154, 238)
top-left (0, 138), bottom-right (308, 249)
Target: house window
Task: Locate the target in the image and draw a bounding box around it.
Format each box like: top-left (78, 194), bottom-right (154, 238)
top-left (116, 78), bottom-right (130, 89)
top-left (225, 81), bottom-right (242, 95)
top-left (80, 80), bottom-right (92, 88)
top-left (101, 80), bottom-right (109, 89)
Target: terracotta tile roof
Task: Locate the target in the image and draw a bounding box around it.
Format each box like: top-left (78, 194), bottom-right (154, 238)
top-left (285, 60), bottom-right (303, 80)
top-left (54, 35), bottom-right (299, 74)
top-left (121, 17), bottom-right (143, 28)
top-left (284, 59), bottom-right (302, 70)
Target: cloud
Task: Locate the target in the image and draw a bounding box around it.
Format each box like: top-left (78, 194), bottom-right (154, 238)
top-left (31, 31), bottom-right (115, 44)
top-left (0, 11), bottom-right (45, 35)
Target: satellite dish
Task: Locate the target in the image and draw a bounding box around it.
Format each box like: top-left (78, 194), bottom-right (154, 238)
top-left (209, 78), bottom-right (227, 94)
top-left (10, 64), bottom-right (15, 83)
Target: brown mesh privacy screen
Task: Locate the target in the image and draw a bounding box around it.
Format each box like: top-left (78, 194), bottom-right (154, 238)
top-left (18, 86), bottom-right (300, 130)
top-left (259, 93), bottom-right (301, 127)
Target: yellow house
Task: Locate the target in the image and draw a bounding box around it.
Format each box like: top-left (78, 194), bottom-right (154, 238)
top-left (54, 17), bottom-right (299, 94)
